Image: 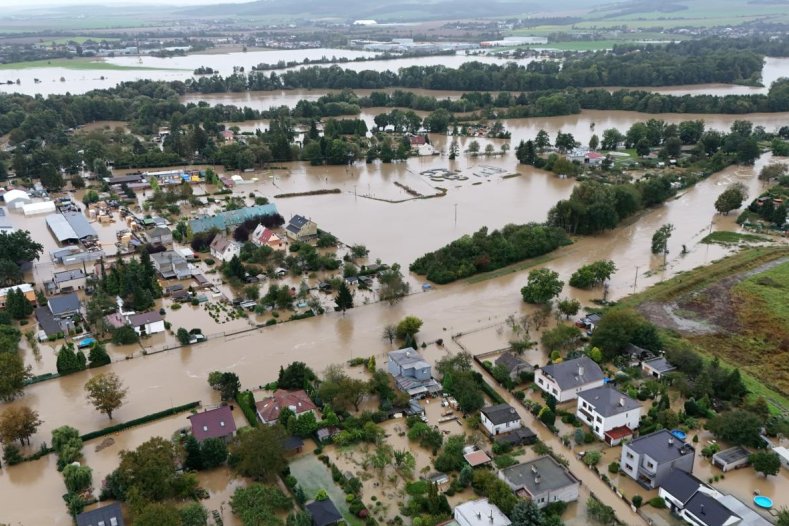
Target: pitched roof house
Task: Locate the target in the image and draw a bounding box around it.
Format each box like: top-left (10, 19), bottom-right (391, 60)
top-left (534, 356), bottom-right (605, 402)
top-left (285, 214), bottom-right (318, 241)
top-left (188, 405), bottom-right (237, 443)
top-left (251, 224), bottom-right (283, 249)
top-left (256, 389), bottom-right (318, 424)
top-left (387, 347), bottom-right (441, 398)
top-left (306, 499), bottom-right (343, 526)
top-left (127, 310), bottom-right (165, 335)
top-left (151, 250), bottom-right (191, 279)
top-left (76, 502), bottom-right (124, 526)
top-left (480, 403), bottom-right (522, 437)
top-left (576, 385), bottom-right (642, 445)
top-left (620, 429), bottom-right (695, 488)
top-left (498, 456), bottom-right (580, 508)
top-left (209, 234), bottom-right (241, 263)
top-left (494, 352), bottom-right (533, 381)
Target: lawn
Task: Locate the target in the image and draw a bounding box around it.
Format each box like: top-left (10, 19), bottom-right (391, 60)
top-left (289, 455), bottom-right (362, 526)
top-left (701, 231), bottom-right (770, 245)
top-left (734, 260), bottom-right (789, 333)
top-left (0, 58), bottom-right (183, 71)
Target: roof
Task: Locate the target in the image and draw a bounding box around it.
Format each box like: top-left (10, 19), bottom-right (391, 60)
top-left (255, 389), bottom-right (317, 422)
top-left (481, 404), bottom-right (520, 425)
top-left (53, 268), bottom-right (86, 284)
top-left (149, 226), bottom-right (171, 237)
top-left (500, 456), bottom-right (578, 496)
top-left (35, 306), bottom-right (62, 336)
top-left (47, 213), bottom-right (78, 243)
top-left (495, 352), bottom-right (531, 373)
top-left (624, 343), bottom-right (655, 361)
top-left (306, 499), bottom-right (343, 526)
top-left (660, 468), bottom-right (703, 505)
top-left (48, 293), bottom-right (81, 316)
top-left (76, 502), bottom-right (124, 526)
top-left (287, 214), bottom-right (310, 231)
top-left (210, 234), bottom-right (234, 254)
top-left (188, 406), bottom-right (236, 441)
top-left (104, 312), bottom-right (126, 329)
top-left (189, 203), bottom-right (278, 234)
top-left (577, 385), bottom-right (641, 417)
top-left (388, 347), bottom-right (431, 370)
top-left (0, 283), bottom-right (34, 297)
top-left (604, 426), bottom-right (635, 441)
top-left (463, 450), bottom-right (492, 467)
top-left (643, 357), bottom-right (676, 374)
top-left (316, 426), bottom-right (340, 440)
top-left (540, 356), bottom-right (604, 390)
top-left (127, 311), bottom-right (164, 326)
top-left (454, 498), bottom-right (511, 526)
top-left (717, 495), bottom-right (771, 526)
top-left (63, 211), bottom-right (97, 240)
top-left (495, 427), bottom-right (537, 446)
top-left (3, 189), bottom-right (30, 203)
top-left (712, 446), bottom-right (750, 465)
top-left (586, 151), bottom-right (604, 159)
top-left (253, 225), bottom-right (279, 244)
top-left (626, 429), bottom-right (693, 463)
top-left (282, 435), bottom-right (305, 451)
top-left (684, 492), bottom-right (739, 526)
top-left (108, 174), bottom-right (144, 185)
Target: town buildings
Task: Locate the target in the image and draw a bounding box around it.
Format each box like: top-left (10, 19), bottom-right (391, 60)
top-left (576, 385), bottom-right (642, 445)
top-left (620, 430), bottom-right (695, 488)
top-left (534, 356), bottom-right (605, 402)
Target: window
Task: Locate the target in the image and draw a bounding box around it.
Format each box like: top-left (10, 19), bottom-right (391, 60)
top-left (625, 464), bottom-right (633, 471)
top-left (538, 378), bottom-right (543, 385)
top-left (626, 452), bottom-right (634, 460)
top-left (594, 426), bottom-right (600, 433)
top-left (595, 416), bottom-right (602, 423)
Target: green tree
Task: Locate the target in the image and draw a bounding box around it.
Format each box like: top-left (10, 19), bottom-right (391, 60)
top-left (589, 134), bottom-right (600, 151)
top-left (651, 223), bottom-right (674, 256)
top-left (378, 264), bottom-right (410, 305)
top-left (230, 425), bottom-right (286, 481)
top-left (84, 372), bottom-right (127, 420)
top-left (177, 327), bottom-right (191, 345)
top-left (521, 268), bottom-right (563, 304)
top-left (56, 343), bottom-right (87, 375)
top-left (63, 463), bottom-right (93, 493)
top-left (541, 324), bottom-right (582, 353)
top-left (750, 450), bottom-right (781, 477)
top-left (557, 298), bottom-right (581, 319)
top-left (708, 410), bottom-right (764, 448)
top-left (434, 435), bottom-right (467, 473)
top-left (396, 316), bottom-right (423, 341)
top-left (230, 484), bottom-right (292, 526)
top-left (334, 281), bottom-right (354, 312)
top-left (88, 343), bottom-right (111, 368)
top-left (4, 287), bottom-right (33, 319)
top-left (0, 352), bottom-right (32, 401)
top-left (715, 184), bottom-right (747, 215)
top-left (111, 325), bottom-right (140, 345)
top-left (0, 230), bottom-right (44, 264)
top-left (184, 434), bottom-right (204, 471)
top-left (180, 503), bottom-right (209, 526)
top-left (510, 500), bottom-right (545, 526)
top-left (569, 260), bottom-right (616, 289)
top-left (535, 129), bottom-right (551, 151)
top-left (52, 425), bottom-right (83, 470)
top-left (201, 437), bottom-right (229, 469)
top-left (0, 324), bottom-right (22, 353)
top-left (208, 371), bottom-right (241, 401)
top-left (590, 308), bottom-right (661, 359)
top-left (135, 503), bottom-right (182, 526)
top-left (277, 362), bottom-right (317, 390)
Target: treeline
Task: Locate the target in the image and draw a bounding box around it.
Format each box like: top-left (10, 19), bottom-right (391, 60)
top-left (409, 224), bottom-right (570, 284)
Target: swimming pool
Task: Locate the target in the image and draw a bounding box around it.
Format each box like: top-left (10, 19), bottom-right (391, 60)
top-left (754, 496), bottom-right (773, 509)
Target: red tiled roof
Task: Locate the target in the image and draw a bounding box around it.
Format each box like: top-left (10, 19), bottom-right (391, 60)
top-left (255, 389), bottom-right (317, 423)
top-left (188, 405), bottom-right (236, 442)
top-left (464, 450), bottom-right (492, 467)
top-left (586, 152), bottom-right (604, 159)
top-left (605, 426), bottom-right (634, 440)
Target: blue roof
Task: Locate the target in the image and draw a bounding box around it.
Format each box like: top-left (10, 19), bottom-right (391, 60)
top-left (189, 203), bottom-right (278, 233)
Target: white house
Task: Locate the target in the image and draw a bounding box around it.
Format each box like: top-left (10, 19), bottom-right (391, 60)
top-left (576, 386), bottom-right (642, 445)
top-left (2, 189), bottom-right (32, 209)
top-left (534, 356), bottom-right (605, 403)
top-left (127, 311), bottom-right (166, 335)
top-left (453, 499), bottom-right (511, 526)
top-left (658, 469), bottom-right (749, 526)
top-left (480, 403), bottom-right (522, 437)
top-left (210, 234), bottom-right (241, 262)
top-left (498, 456), bottom-right (580, 509)
top-left (251, 224), bottom-right (283, 249)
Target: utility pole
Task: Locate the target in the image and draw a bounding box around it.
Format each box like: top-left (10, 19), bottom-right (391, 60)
top-left (633, 266), bottom-right (639, 294)
top-left (454, 203), bottom-right (458, 226)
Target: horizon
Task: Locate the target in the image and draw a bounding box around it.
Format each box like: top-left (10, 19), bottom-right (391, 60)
top-left (3, 0), bottom-right (255, 7)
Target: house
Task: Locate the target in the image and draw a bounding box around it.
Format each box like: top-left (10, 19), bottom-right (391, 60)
top-left (494, 352), bottom-right (533, 381)
top-left (454, 499), bottom-right (511, 526)
top-left (576, 385), bottom-right (642, 445)
top-left (623, 343), bottom-right (656, 367)
top-left (711, 447), bottom-right (750, 472)
top-left (221, 130), bottom-right (235, 143)
top-left (76, 502), bottom-right (124, 526)
top-left (387, 347), bottom-right (442, 398)
top-left (642, 357), bottom-right (676, 379)
top-left (480, 403), bottom-right (522, 437)
top-left (0, 207), bottom-right (14, 233)
top-left (188, 405), bottom-right (237, 443)
top-left (316, 426), bottom-right (340, 443)
top-left (2, 189), bottom-right (32, 209)
top-left (285, 214), bottom-right (318, 241)
top-left (210, 234), bottom-right (241, 263)
top-left (620, 429), bottom-right (695, 489)
top-left (0, 283), bottom-right (36, 308)
top-left (463, 449), bottom-right (492, 467)
top-left (151, 250), bottom-right (191, 279)
top-left (256, 389), bottom-right (318, 424)
top-left (658, 470), bottom-right (759, 526)
top-left (48, 268), bottom-right (88, 294)
top-left (534, 356), bottom-right (605, 402)
top-left (127, 311), bottom-right (165, 335)
top-left (495, 427), bottom-right (537, 448)
top-left (774, 446), bottom-right (789, 470)
top-left (575, 313), bottom-right (601, 331)
top-left (48, 292), bottom-right (82, 319)
top-left (148, 226), bottom-right (173, 246)
top-left (306, 499), bottom-right (343, 526)
top-left (251, 224), bottom-right (283, 249)
top-left (498, 456), bottom-right (580, 508)
top-left (283, 435), bottom-right (305, 454)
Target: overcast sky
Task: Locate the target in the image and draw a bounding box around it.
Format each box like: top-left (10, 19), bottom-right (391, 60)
top-left (5, 0), bottom-right (251, 7)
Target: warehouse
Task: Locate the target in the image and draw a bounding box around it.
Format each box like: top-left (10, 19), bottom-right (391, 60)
top-left (46, 212), bottom-right (97, 245)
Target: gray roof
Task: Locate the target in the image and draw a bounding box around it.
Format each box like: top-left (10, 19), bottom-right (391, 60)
top-left (389, 347), bottom-right (430, 370)
top-left (660, 469), bottom-right (702, 505)
top-left (108, 174), bottom-right (144, 185)
top-left (35, 306), bottom-right (61, 336)
top-left (306, 499), bottom-right (342, 526)
top-left (643, 357), bottom-right (676, 373)
top-left (48, 293), bottom-right (81, 316)
top-left (684, 492), bottom-right (738, 526)
top-left (128, 311), bottom-right (164, 326)
top-left (288, 214), bottom-right (310, 231)
top-left (624, 343), bottom-right (655, 361)
top-left (63, 211), bottom-right (97, 240)
top-left (47, 213), bottom-right (78, 243)
top-left (540, 356), bottom-right (604, 390)
top-left (577, 385), bottom-right (641, 417)
top-left (495, 352), bottom-right (532, 373)
top-left (627, 430), bottom-right (693, 463)
top-left (500, 456), bottom-right (578, 496)
top-left (76, 502), bottom-right (124, 526)
top-left (481, 403), bottom-right (520, 425)
top-left (53, 268), bottom-right (86, 284)
top-left (149, 226), bottom-right (171, 237)
top-left (712, 446), bottom-right (750, 465)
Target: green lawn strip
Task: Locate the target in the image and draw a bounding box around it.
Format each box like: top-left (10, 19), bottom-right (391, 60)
top-left (701, 231), bottom-right (770, 245)
top-left (0, 58), bottom-right (186, 71)
top-left (289, 455), bottom-right (363, 526)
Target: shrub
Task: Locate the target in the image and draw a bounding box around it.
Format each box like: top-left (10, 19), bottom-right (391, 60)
top-left (608, 462), bottom-right (620, 474)
top-left (632, 495), bottom-right (643, 509)
top-left (649, 497), bottom-right (667, 508)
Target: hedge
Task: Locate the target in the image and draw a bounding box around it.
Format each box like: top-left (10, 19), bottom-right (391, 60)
top-left (80, 401), bottom-right (200, 441)
top-left (478, 376), bottom-right (506, 405)
top-left (25, 372), bottom-right (59, 385)
top-left (236, 390), bottom-right (259, 427)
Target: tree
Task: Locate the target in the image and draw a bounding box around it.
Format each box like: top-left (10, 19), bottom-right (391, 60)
top-left (715, 184), bottom-right (747, 215)
top-left (0, 230), bottom-right (43, 264)
top-left (84, 372), bottom-right (127, 420)
top-left (635, 138), bottom-right (651, 156)
top-left (0, 324), bottom-right (21, 353)
top-left (201, 437), bottom-right (229, 469)
top-left (589, 134), bottom-right (599, 151)
top-left (0, 352), bottom-right (31, 401)
top-left (378, 264), bottom-right (410, 305)
top-left (0, 259), bottom-right (23, 287)
top-left (708, 410), bottom-right (764, 448)
top-left (557, 298), bottom-right (581, 319)
top-left (63, 463), bottom-right (93, 493)
top-left (651, 223), bottom-right (674, 256)
top-left (230, 483), bottom-right (292, 526)
top-left (382, 324), bottom-right (397, 345)
top-left (520, 268), bottom-right (563, 304)
top-left (180, 503), bottom-right (209, 526)
top-left (52, 425), bottom-right (83, 470)
top-left (510, 500), bottom-right (545, 526)
top-left (0, 405), bottom-right (42, 445)
top-left (208, 371), bottom-right (241, 401)
top-left (277, 362), bottom-right (317, 390)
top-left (177, 327), bottom-right (191, 345)
top-left (88, 343), bottom-right (111, 368)
top-left (112, 325), bottom-right (140, 345)
top-left (750, 450), bottom-right (781, 477)
top-left (590, 308), bottom-right (661, 359)
top-left (778, 508), bottom-right (789, 526)
top-left (230, 425), bottom-right (286, 481)
top-left (396, 316), bottom-right (423, 342)
top-left (135, 503), bottom-right (182, 526)
top-left (759, 163), bottom-right (788, 181)
top-left (467, 140), bottom-right (480, 154)
top-left (541, 324), bottom-right (582, 353)
top-left (56, 343), bottom-right (87, 375)
top-left (184, 434), bottom-right (203, 471)
top-left (587, 496), bottom-right (617, 525)
top-left (434, 435), bottom-right (467, 473)
top-left (318, 365), bottom-right (368, 412)
top-left (535, 129), bottom-right (551, 152)
top-left (569, 260), bottom-right (616, 289)
top-left (335, 281), bottom-right (354, 312)
top-left (4, 287), bottom-right (33, 319)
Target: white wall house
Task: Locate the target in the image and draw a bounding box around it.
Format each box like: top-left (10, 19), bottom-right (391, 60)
top-left (480, 404), bottom-right (522, 436)
top-left (534, 356), bottom-right (605, 403)
top-left (210, 234), bottom-right (241, 263)
top-left (128, 311), bottom-right (166, 335)
top-left (576, 385), bottom-right (642, 445)
top-left (454, 499), bottom-right (511, 526)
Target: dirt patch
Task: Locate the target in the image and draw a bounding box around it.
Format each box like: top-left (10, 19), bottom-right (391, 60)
top-left (94, 437), bottom-right (115, 452)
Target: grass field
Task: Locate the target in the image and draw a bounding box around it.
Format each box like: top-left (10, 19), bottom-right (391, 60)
top-left (0, 58), bottom-right (183, 71)
top-left (734, 260), bottom-right (789, 334)
top-left (289, 455), bottom-right (362, 526)
top-left (701, 231), bottom-right (770, 245)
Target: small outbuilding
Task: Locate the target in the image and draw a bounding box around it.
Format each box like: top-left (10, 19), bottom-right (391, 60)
top-left (712, 446), bottom-right (750, 472)
top-left (305, 499), bottom-right (343, 526)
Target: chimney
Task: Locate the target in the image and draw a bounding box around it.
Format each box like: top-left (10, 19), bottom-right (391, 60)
top-left (668, 438), bottom-right (674, 447)
top-left (534, 475), bottom-right (541, 485)
top-left (700, 504), bottom-right (705, 515)
top-left (489, 512), bottom-right (493, 523)
top-left (476, 513), bottom-right (482, 520)
top-left (578, 365), bottom-right (584, 377)
top-left (619, 397), bottom-right (625, 407)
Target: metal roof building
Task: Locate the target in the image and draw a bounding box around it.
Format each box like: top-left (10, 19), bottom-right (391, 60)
top-left (47, 214), bottom-right (79, 244)
top-left (189, 203), bottom-right (278, 234)
top-left (63, 211), bottom-right (97, 241)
